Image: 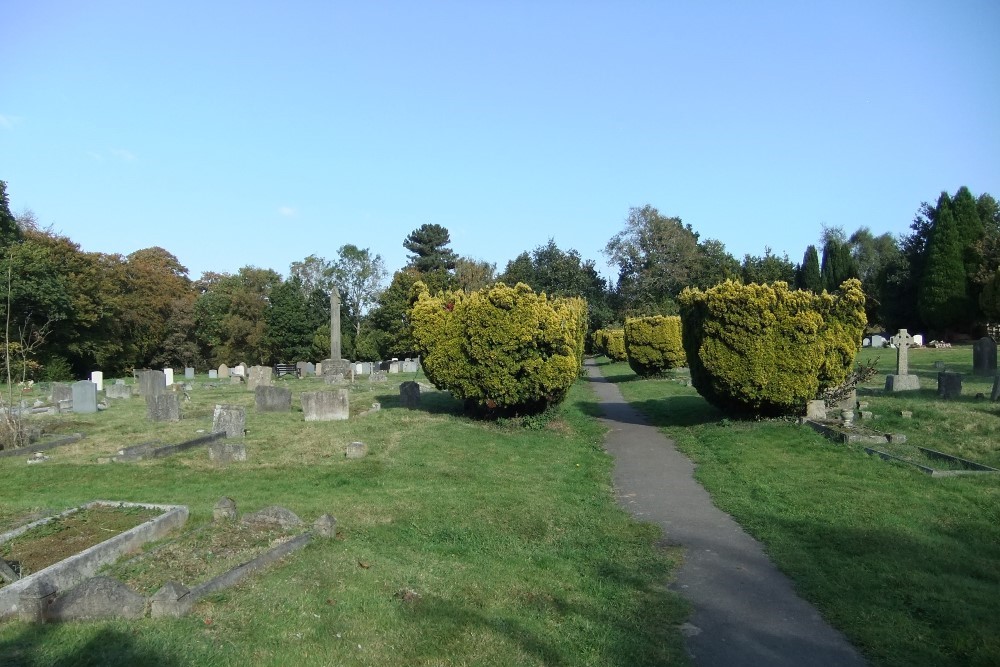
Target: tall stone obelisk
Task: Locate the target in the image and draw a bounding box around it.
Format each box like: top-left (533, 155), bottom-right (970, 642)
top-left (330, 286), bottom-right (341, 362)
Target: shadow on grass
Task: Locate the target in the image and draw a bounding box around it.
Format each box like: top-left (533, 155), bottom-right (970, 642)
top-left (374, 388), bottom-right (466, 417)
top-left (0, 625), bottom-right (183, 667)
top-left (578, 395), bottom-right (724, 428)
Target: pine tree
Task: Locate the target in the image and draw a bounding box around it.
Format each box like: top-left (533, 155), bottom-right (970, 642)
top-left (919, 193), bottom-right (970, 332)
top-left (821, 239), bottom-right (858, 292)
top-left (796, 245), bottom-right (822, 292)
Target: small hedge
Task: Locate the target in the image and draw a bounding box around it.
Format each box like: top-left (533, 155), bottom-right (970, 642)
top-left (677, 279), bottom-right (866, 416)
top-left (593, 328), bottom-right (627, 361)
top-left (624, 316), bottom-right (686, 376)
top-left (410, 281), bottom-right (587, 415)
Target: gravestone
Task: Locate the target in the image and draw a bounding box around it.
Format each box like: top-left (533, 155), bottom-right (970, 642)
top-left (163, 368), bottom-right (174, 386)
top-left (90, 371), bottom-right (103, 391)
top-left (218, 364), bottom-right (230, 379)
top-left (255, 385), bottom-right (291, 412)
top-left (147, 393), bottom-right (181, 422)
top-left (805, 400), bottom-right (827, 420)
top-left (51, 383), bottom-right (72, 404)
top-left (185, 367), bottom-right (195, 380)
top-left (313, 514), bottom-right (336, 538)
top-left (72, 381), bottom-right (98, 414)
top-left (938, 372), bottom-right (963, 399)
top-left (389, 360), bottom-right (400, 374)
top-left (209, 442), bottom-right (247, 464)
top-left (246, 365), bottom-right (273, 391)
top-left (884, 329), bottom-right (920, 391)
top-left (106, 383), bottom-right (132, 399)
top-left (400, 381), bottom-right (421, 409)
top-left (345, 441), bottom-right (368, 459)
top-left (401, 359), bottom-right (419, 373)
top-left (242, 506), bottom-right (302, 530)
top-left (991, 375), bottom-right (1000, 402)
top-left (214, 497), bottom-right (237, 522)
top-left (48, 576), bottom-right (145, 621)
top-left (871, 334), bottom-right (885, 348)
top-left (296, 361), bottom-right (310, 377)
top-left (301, 390), bottom-right (349, 421)
top-left (324, 373), bottom-right (345, 385)
top-left (913, 334), bottom-right (924, 346)
top-left (231, 365), bottom-right (245, 377)
top-left (212, 404), bottom-right (245, 437)
top-left (208, 369), bottom-right (218, 379)
top-left (370, 370), bottom-right (388, 383)
top-left (304, 362), bottom-right (315, 376)
top-left (862, 337), bottom-right (871, 348)
top-left (230, 375), bottom-right (243, 385)
top-left (972, 336), bottom-right (997, 377)
top-left (315, 362), bottom-right (323, 376)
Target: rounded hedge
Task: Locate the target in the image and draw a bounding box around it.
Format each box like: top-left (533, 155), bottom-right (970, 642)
top-left (677, 279), bottom-right (866, 416)
top-left (410, 281), bottom-right (587, 414)
top-left (593, 328), bottom-right (627, 361)
top-left (624, 316), bottom-right (686, 376)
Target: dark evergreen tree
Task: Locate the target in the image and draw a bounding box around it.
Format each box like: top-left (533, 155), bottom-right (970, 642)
top-left (403, 224), bottom-right (458, 273)
top-left (796, 245), bottom-right (823, 292)
top-left (918, 192), bottom-right (970, 333)
top-left (0, 181), bottom-right (24, 249)
top-left (820, 238), bottom-right (858, 292)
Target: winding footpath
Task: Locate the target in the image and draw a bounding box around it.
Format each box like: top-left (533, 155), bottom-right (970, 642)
top-left (585, 359), bottom-right (867, 667)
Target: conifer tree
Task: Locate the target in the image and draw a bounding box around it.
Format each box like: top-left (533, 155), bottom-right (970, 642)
top-left (919, 193), bottom-right (970, 331)
top-left (820, 239), bottom-right (858, 292)
top-left (796, 245), bottom-right (823, 292)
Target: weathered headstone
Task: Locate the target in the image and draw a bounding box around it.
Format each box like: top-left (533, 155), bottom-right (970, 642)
top-left (212, 404), bottom-right (246, 437)
top-left (972, 336), bottom-right (997, 377)
top-left (304, 362), bottom-right (315, 376)
top-left (315, 362), bottom-right (323, 376)
top-left (214, 497), bottom-right (237, 522)
top-left (331, 287), bottom-right (342, 361)
top-left (163, 368), bottom-right (174, 386)
top-left (345, 441), bottom-right (368, 459)
top-left (389, 360), bottom-right (400, 374)
top-left (241, 506), bottom-right (302, 530)
top-left (146, 393), bottom-right (181, 422)
top-left (938, 371), bottom-right (963, 399)
top-left (246, 365), bottom-right (273, 391)
top-left (150, 581), bottom-right (193, 619)
top-left (301, 390), bottom-right (350, 421)
top-left (884, 329), bottom-right (920, 391)
top-left (402, 359), bottom-right (419, 373)
top-left (313, 514), bottom-right (336, 538)
top-left (185, 367), bottom-right (195, 380)
top-left (51, 383), bottom-right (72, 404)
top-left (324, 373), bottom-right (345, 385)
top-left (370, 370), bottom-right (388, 383)
top-left (871, 334), bottom-right (885, 348)
top-left (400, 381), bottom-right (421, 409)
top-left (208, 369), bottom-right (218, 379)
top-left (296, 361), bottom-right (310, 377)
top-left (255, 385), bottom-right (291, 412)
top-left (209, 442), bottom-right (248, 464)
top-left (90, 371), bottom-right (103, 391)
top-left (230, 375), bottom-right (243, 385)
top-left (72, 381), bottom-right (98, 414)
top-left (218, 364), bottom-right (230, 379)
top-left (48, 576), bottom-right (145, 620)
top-left (805, 400), bottom-right (827, 420)
top-left (106, 383), bottom-right (132, 399)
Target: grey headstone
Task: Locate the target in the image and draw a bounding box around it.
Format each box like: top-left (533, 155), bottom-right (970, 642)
top-left (212, 404), bottom-right (246, 437)
top-left (72, 381), bottom-right (98, 414)
top-left (346, 441), bottom-right (368, 459)
top-left (301, 390), bottom-right (349, 421)
top-left (246, 365), bottom-right (273, 391)
top-left (209, 442), bottom-right (247, 464)
top-left (313, 514), bottom-right (336, 538)
top-left (214, 497), bottom-right (237, 522)
top-left (805, 400), bottom-right (826, 420)
top-left (51, 383), bottom-right (72, 403)
top-left (146, 393), bottom-right (181, 421)
top-left (400, 381), bottom-right (421, 409)
top-left (972, 336), bottom-right (997, 377)
top-left (185, 367), bottom-right (195, 380)
top-left (230, 374), bottom-right (244, 385)
top-left (18, 578), bottom-right (57, 623)
top-left (150, 581), bottom-right (193, 618)
top-left (401, 359), bottom-right (419, 373)
top-left (885, 374), bottom-right (921, 391)
top-left (255, 385), bottom-right (291, 412)
top-left (138, 370), bottom-right (166, 397)
top-left (389, 361), bottom-right (400, 374)
top-left (305, 362), bottom-right (315, 376)
top-left (370, 370), bottom-right (388, 383)
top-left (49, 576), bottom-right (145, 620)
top-left (106, 383), bottom-right (132, 399)
top-left (218, 363), bottom-right (230, 379)
top-left (992, 375), bottom-right (1000, 402)
top-left (937, 371), bottom-right (962, 399)
top-left (208, 369), bottom-right (218, 379)
top-left (241, 505), bottom-right (303, 530)
top-left (834, 389), bottom-right (856, 412)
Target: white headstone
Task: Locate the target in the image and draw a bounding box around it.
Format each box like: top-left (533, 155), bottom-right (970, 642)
top-left (871, 335), bottom-right (885, 348)
top-left (913, 334), bottom-right (924, 346)
top-left (90, 371), bottom-right (103, 391)
top-left (163, 368), bottom-right (174, 386)
top-left (208, 369), bottom-right (218, 379)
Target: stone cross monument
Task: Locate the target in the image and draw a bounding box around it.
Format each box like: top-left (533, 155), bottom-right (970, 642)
top-left (330, 286), bottom-right (341, 361)
top-left (884, 328), bottom-right (920, 391)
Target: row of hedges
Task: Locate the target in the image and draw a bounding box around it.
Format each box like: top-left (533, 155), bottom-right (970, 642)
top-left (624, 316), bottom-right (686, 376)
top-left (677, 279), bottom-right (867, 415)
top-left (593, 328), bottom-right (626, 361)
top-left (410, 282), bottom-right (587, 415)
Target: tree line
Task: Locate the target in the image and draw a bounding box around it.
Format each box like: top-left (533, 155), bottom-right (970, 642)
top-left (1, 180), bottom-right (996, 381)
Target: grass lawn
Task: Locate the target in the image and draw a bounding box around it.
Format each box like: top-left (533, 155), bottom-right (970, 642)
top-left (599, 345), bottom-right (1000, 667)
top-left (0, 374), bottom-right (689, 666)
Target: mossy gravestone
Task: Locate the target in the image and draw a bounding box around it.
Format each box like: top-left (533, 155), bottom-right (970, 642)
top-left (255, 386), bottom-right (291, 412)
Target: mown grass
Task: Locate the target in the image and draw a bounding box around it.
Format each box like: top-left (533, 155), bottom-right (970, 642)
top-left (596, 348), bottom-right (1000, 667)
top-left (1, 374), bottom-right (689, 666)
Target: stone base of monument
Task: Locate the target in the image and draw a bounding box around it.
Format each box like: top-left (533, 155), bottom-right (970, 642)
top-left (885, 374), bottom-right (921, 391)
top-left (322, 359), bottom-right (352, 378)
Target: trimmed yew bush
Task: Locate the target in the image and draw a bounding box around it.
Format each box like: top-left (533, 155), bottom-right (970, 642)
top-left (624, 316), bottom-right (686, 376)
top-left (410, 281), bottom-right (587, 414)
top-left (594, 328), bottom-right (627, 361)
top-left (677, 279), bottom-right (866, 416)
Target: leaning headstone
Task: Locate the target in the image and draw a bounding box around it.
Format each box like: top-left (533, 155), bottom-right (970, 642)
top-left (218, 364), bottom-right (230, 379)
top-left (400, 381), bottom-right (421, 409)
top-left (51, 383), bottom-right (72, 404)
top-left (214, 497), bottom-right (237, 522)
top-left (255, 386), bottom-right (291, 412)
top-left (301, 390), bottom-right (349, 421)
top-left (208, 369), bottom-right (218, 379)
top-left (212, 404), bottom-right (245, 437)
top-left (184, 367), bottom-right (195, 380)
top-left (938, 372), bottom-right (963, 399)
top-left (72, 381), bottom-right (98, 414)
top-left (106, 383), bottom-right (132, 399)
top-left (884, 329), bottom-right (921, 391)
top-left (209, 442), bottom-right (248, 464)
top-left (231, 365), bottom-right (245, 377)
top-left (241, 506), bottom-right (302, 530)
top-left (871, 334), bottom-right (885, 348)
top-left (48, 576), bottom-right (145, 621)
top-left (146, 393), bottom-right (181, 422)
top-left (972, 336), bottom-right (997, 377)
top-left (246, 365), bottom-right (273, 391)
top-left (90, 371), bottom-right (103, 391)
top-left (163, 368), bottom-right (174, 386)
top-left (345, 441), bottom-right (368, 459)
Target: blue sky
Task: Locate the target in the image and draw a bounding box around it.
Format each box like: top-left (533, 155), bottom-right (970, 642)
top-left (2, 1), bottom-right (998, 283)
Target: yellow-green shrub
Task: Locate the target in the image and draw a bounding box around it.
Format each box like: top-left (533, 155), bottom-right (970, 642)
top-left (624, 316), bottom-right (686, 376)
top-left (410, 282), bottom-right (587, 414)
top-left (593, 328), bottom-right (626, 361)
top-left (677, 279), bottom-right (866, 416)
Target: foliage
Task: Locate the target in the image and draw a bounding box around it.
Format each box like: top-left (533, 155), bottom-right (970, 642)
top-left (193, 267), bottom-right (279, 364)
top-left (624, 316), bottom-right (686, 376)
top-left (593, 328), bottom-right (626, 362)
top-left (795, 245), bottom-right (823, 292)
top-left (39, 355), bottom-right (73, 381)
top-left (453, 257), bottom-right (496, 292)
top-left (0, 181), bottom-right (23, 248)
top-left (264, 276), bottom-right (315, 362)
top-left (820, 234), bottom-right (858, 292)
top-left (403, 223), bottom-right (458, 273)
top-left (678, 279), bottom-right (866, 415)
top-left (918, 193), bottom-right (971, 332)
top-left (368, 268), bottom-right (423, 358)
top-left (410, 282), bottom-right (587, 415)
top-left (330, 244), bottom-right (388, 339)
top-left (741, 248), bottom-right (795, 285)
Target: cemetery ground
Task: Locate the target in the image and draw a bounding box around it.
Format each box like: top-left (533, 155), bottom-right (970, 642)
top-left (0, 373), bottom-right (689, 666)
top-left (598, 345), bottom-right (1000, 667)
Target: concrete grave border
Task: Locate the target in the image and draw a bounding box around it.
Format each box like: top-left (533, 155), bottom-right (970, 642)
top-left (0, 433), bottom-right (85, 460)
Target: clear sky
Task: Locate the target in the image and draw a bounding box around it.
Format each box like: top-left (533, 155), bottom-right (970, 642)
top-left (2, 1), bottom-right (998, 283)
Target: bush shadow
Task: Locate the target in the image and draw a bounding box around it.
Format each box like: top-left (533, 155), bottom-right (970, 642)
top-left (0, 624), bottom-right (183, 667)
